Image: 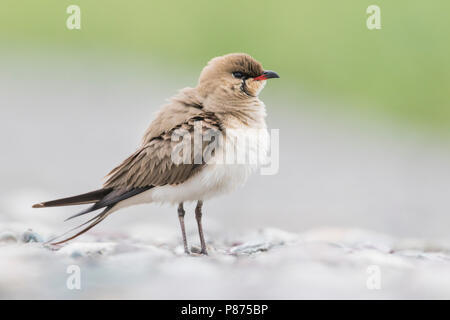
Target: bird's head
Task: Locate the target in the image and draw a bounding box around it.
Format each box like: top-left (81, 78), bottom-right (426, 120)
top-left (197, 53), bottom-right (279, 99)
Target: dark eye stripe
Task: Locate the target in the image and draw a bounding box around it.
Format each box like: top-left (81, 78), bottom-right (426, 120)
top-left (232, 71), bottom-right (247, 79)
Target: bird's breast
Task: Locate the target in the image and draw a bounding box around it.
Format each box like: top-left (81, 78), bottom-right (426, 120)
top-left (150, 125), bottom-right (269, 204)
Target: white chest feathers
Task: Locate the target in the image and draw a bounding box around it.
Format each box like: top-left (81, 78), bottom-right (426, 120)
top-left (152, 125), bottom-right (270, 203)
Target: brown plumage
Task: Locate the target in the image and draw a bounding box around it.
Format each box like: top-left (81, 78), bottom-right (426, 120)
top-left (33, 53), bottom-right (279, 253)
top-left (104, 112), bottom-right (223, 190)
top-left (32, 189), bottom-right (111, 208)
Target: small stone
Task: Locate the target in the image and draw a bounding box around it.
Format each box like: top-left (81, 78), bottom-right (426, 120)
top-left (230, 241), bottom-right (272, 255)
top-left (21, 229), bottom-right (44, 243)
top-left (0, 231), bottom-right (18, 243)
top-left (70, 250), bottom-right (84, 259)
top-left (190, 245), bottom-right (202, 254)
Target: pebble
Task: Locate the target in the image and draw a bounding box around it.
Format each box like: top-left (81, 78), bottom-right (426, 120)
top-left (21, 229), bottom-right (44, 243)
top-left (0, 231), bottom-right (18, 243)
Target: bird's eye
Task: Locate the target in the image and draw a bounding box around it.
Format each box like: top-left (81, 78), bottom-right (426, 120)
top-left (232, 71), bottom-right (245, 79)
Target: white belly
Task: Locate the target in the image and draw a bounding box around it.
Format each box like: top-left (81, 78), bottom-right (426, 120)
top-left (153, 162), bottom-right (255, 202)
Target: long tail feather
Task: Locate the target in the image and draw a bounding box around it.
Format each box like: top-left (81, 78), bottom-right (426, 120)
top-left (32, 189), bottom-right (112, 208)
top-left (47, 206), bottom-right (114, 245)
top-left (45, 210), bottom-right (104, 244)
top-left (64, 186), bottom-right (152, 221)
top-left (37, 186), bottom-right (153, 245)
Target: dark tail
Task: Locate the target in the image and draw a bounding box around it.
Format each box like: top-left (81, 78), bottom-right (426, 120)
top-left (33, 186), bottom-right (153, 245)
top-left (32, 189), bottom-right (112, 208)
top-left (47, 205), bottom-right (114, 245)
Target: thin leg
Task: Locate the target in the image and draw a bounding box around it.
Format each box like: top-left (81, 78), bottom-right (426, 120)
top-left (195, 200), bottom-right (208, 255)
top-left (178, 202), bottom-right (189, 254)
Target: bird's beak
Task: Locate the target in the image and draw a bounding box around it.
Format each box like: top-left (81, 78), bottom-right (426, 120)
top-left (254, 70), bottom-right (280, 81)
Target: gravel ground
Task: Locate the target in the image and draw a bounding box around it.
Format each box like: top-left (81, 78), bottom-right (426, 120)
top-left (2, 225), bottom-right (450, 299)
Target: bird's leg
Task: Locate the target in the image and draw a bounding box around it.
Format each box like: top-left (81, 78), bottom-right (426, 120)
top-left (177, 202), bottom-right (189, 254)
top-left (195, 200), bottom-right (208, 255)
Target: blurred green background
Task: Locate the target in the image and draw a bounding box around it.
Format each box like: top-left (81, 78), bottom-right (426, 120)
top-left (1, 0), bottom-right (449, 132)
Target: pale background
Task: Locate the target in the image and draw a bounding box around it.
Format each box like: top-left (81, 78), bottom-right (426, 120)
top-left (1, 1), bottom-right (450, 299)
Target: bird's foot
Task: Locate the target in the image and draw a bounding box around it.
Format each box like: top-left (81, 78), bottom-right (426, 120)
top-left (191, 245), bottom-right (208, 255)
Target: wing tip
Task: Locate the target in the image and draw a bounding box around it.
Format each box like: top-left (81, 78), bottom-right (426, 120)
top-left (32, 203), bottom-right (45, 208)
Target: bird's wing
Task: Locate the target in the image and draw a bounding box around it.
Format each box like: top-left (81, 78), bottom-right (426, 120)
top-left (57, 112), bottom-right (223, 220)
top-left (103, 112), bottom-right (223, 190)
top-left (47, 112), bottom-right (223, 245)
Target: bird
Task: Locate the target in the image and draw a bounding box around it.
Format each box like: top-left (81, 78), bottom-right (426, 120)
top-left (32, 53), bottom-right (279, 255)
